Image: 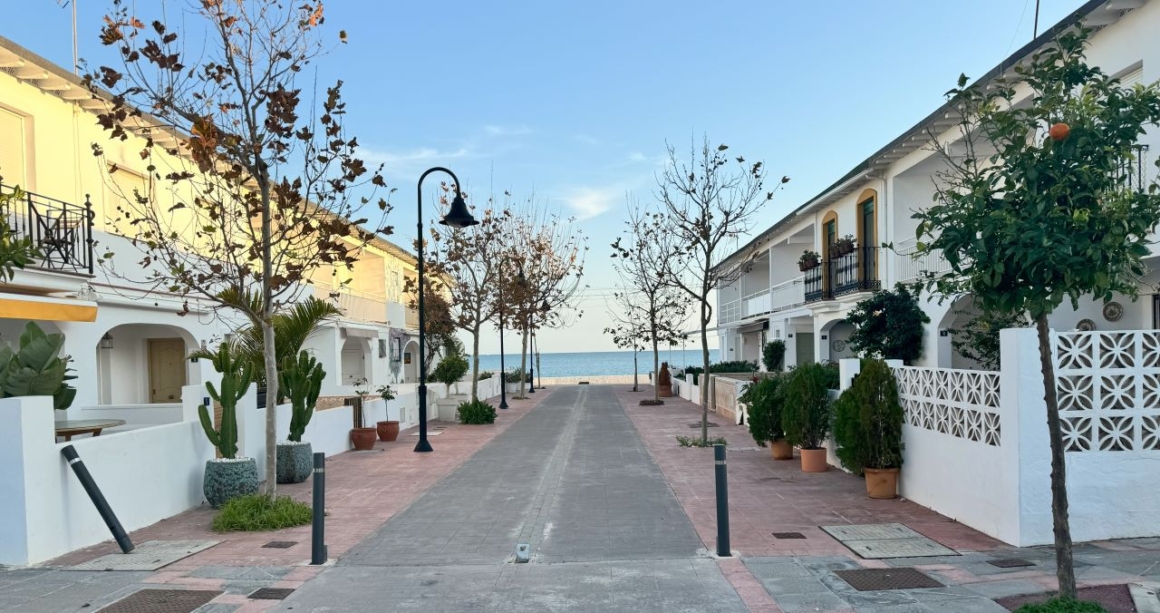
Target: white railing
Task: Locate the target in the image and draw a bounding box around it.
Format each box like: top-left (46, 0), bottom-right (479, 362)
top-left (719, 299), bottom-right (740, 325)
top-left (894, 237), bottom-right (951, 283)
top-left (316, 286), bottom-right (388, 324)
top-left (741, 289), bottom-right (770, 318)
top-left (769, 277), bottom-right (805, 312)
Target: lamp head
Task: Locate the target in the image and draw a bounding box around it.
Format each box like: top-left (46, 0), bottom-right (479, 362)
top-left (439, 193), bottom-right (479, 228)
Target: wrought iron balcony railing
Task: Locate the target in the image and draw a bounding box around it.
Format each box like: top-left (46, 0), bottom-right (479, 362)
top-left (0, 184), bottom-right (95, 276)
top-left (804, 247), bottom-right (880, 303)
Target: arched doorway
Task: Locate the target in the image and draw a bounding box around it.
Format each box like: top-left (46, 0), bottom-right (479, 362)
top-left (402, 340), bottom-right (419, 383)
top-left (95, 323), bottom-right (197, 405)
top-left (341, 337), bottom-right (371, 385)
top-left (820, 319), bottom-right (856, 363)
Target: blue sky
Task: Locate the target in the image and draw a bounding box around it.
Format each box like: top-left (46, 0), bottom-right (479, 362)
top-left (6, 0), bottom-right (1086, 355)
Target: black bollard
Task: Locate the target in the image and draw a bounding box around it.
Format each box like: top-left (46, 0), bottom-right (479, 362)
top-left (61, 445), bottom-right (133, 554)
top-left (528, 367), bottom-right (535, 394)
top-left (311, 452), bottom-right (327, 565)
top-left (714, 444), bottom-right (731, 557)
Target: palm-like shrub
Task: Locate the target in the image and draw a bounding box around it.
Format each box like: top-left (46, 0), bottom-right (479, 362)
top-left (739, 375), bottom-right (786, 446)
top-left (457, 399), bottom-right (497, 424)
top-left (781, 362), bottom-right (834, 450)
top-left (833, 359), bottom-right (905, 474)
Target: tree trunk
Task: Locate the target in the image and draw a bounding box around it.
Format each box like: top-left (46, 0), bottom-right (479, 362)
top-left (470, 322), bottom-right (481, 402)
top-left (259, 176), bottom-right (277, 498)
top-left (652, 314), bottom-right (660, 404)
top-left (1035, 313), bottom-right (1076, 599)
top-left (519, 324), bottom-right (528, 396)
top-left (700, 300), bottom-right (710, 445)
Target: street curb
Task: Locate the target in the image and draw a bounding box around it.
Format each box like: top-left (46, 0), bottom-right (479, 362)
top-left (1131, 582), bottom-right (1160, 613)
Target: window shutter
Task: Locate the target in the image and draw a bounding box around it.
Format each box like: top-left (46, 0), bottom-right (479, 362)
top-left (0, 108), bottom-right (27, 188)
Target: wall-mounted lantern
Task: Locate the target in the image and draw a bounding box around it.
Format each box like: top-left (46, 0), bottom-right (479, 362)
top-left (99, 333), bottom-right (114, 350)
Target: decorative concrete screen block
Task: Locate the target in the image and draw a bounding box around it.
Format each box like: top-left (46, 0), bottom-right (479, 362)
top-left (1053, 331), bottom-right (1160, 452)
top-left (893, 367), bottom-right (1001, 446)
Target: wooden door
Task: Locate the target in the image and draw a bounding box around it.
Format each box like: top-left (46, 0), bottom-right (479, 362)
top-left (148, 338), bottom-right (187, 403)
top-left (795, 333), bottom-right (815, 365)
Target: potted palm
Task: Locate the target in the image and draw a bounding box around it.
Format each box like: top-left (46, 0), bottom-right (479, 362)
top-left (375, 384), bottom-right (399, 441)
top-left (276, 351), bottom-right (323, 484)
top-left (197, 342), bottom-right (259, 507)
top-left (798, 250), bottom-right (820, 271)
top-left (833, 359), bottom-right (905, 499)
top-left (740, 375), bottom-right (793, 460)
top-left (781, 362), bottom-right (834, 472)
top-left (348, 377), bottom-right (376, 450)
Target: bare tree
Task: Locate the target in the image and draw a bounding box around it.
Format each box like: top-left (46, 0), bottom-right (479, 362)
top-left (610, 198), bottom-right (689, 403)
top-left (87, 0), bottom-right (391, 494)
top-left (603, 287), bottom-right (649, 392)
top-left (658, 136), bottom-right (787, 443)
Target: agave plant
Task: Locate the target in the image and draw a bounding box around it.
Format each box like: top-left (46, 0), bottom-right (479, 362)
top-left (0, 322), bottom-right (77, 410)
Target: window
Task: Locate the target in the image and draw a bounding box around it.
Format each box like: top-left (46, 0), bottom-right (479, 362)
top-left (0, 108), bottom-right (28, 188)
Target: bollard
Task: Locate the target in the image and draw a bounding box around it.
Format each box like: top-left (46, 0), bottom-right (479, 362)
top-left (714, 444), bottom-right (731, 557)
top-left (311, 452), bottom-right (327, 565)
top-left (61, 445), bottom-right (134, 553)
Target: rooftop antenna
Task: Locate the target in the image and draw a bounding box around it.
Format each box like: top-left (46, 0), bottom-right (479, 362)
top-left (56, 0), bottom-right (78, 75)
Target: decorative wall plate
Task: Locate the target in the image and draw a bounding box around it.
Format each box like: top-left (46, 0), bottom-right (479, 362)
top-left (831, 339), bottom-right (847, 353)
top-left (1076, 319), bottom-right (1096, 332)
top-left (1103, 302), bottom-right (1123, 322)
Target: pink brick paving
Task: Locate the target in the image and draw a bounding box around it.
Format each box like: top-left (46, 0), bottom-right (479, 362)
top-left (47, 390), bottom-right (549, 611)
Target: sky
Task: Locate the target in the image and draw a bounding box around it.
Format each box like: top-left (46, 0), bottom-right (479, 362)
top-left (5, 0), bottom-right (1088, 355)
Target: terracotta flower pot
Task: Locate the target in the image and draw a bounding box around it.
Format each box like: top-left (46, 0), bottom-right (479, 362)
top-left (770, 439), bottom-right (794, 460)
top-left (800, 448), bottom-right (828, 472)
top-left (864, 467), bottom-right (899, 499)
top-left (376, 420), bottom-right (400, 442)
top-left (350, 427), bottom-right (377, 451)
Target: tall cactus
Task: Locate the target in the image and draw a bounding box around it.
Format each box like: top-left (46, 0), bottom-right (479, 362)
top-left (280, 351), bottom-right (324, 442)
top-left (197, 341), bottom-right (253, 459)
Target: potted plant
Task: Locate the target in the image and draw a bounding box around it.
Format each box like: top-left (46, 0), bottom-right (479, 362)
top-left (432, 353), bottom-right (470, 395)
top-left (657, 362), bottom-right (673, 398)
top-left (0, 322), bottom-right (78, 413)
top-left (375, 384), bottom-right (399, 442)
top-left (197, 342), bottom-right (259, 507)
top-left (740, 375), bottom-right (793, 460)
top-left (781, 362), bottom-right (834, 472)
top-left (276, 351), bottom-right (323, 484)
top-left (798, 250), bottom-right (820, 271)
top-left (833, 234), bottom-right (856, 256)
top-left (348, 377), bottom-right (376, 451)
top-left (833, 359), bottom-right (905, 499)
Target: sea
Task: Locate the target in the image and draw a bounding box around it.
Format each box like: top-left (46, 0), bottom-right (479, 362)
top-left (472, 349), bottom-right (721, 378)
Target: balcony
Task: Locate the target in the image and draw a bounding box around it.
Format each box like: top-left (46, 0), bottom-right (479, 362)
top-left (804, 247), bottom-right (881, 303)
top-left (1, 184), bottom-right (94, 276)
top-left (318, 286), bottom-right (387, 324)
top-left (769, 277), bottom-right (806, 311)
top-left (894, 237), bottom-right (952, 284)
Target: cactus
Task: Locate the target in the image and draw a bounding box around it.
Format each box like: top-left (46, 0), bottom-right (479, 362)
top-left (197, 341), bottom-right (253, 459)
top-left (280, 351), bottom-right (324, 442)
top-left (0, 322), bottom-right (77, 410)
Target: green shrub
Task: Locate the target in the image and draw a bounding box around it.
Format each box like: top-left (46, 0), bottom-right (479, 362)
top-left (762, 340), bottom-right (786, 372)
top-left (676, 435), bottom-right (727, 447)
top-left (432, 353), bottom-right (470, 388)
top-left (711, 360), bottom-right (758, 373)
top-left (739, 375), bottom-right (786, 446)
top-left (847, 284), bottom-right (931, 364)
top-left (782, 362), bottom-right (834, 450)
top-left (457, 399), bottom-right (497, 424)
top-left (0, 322), bottom-right (78, 410)
top-left (477, 371), bottom-right (493, 381)
top-left (212, 494), bottom-right (312, 532)
top-left (820, 361), bottom-right (841, 390)
top-left (832, 360), bottom-right (904, 474)
top-left (504, 368), bottom-right (525, 383)
top-left (1014, 598), bottom-right (1107, 613)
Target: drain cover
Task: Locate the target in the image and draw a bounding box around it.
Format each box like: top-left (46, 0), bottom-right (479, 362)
top-left (72, 540), bottom-right (220, 571)
top-left (262, 541), bottom-right (298, 549)
top-left (987, 558), bottom-right (1035, 568)
top-left (249, 587), bottom-right (295, 600)
top-left (773, 532), bottom-right (807, 539)
top-left (834, 568), bottom-right (944, 591)
top-left (688, 422), bottom-right (720, 428)
top-left (821, 523), bottom-right (958, 559)
top-left (99, 589), bottom-right (220, 612)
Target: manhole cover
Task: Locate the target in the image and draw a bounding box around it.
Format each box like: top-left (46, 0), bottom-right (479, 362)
top-left (773, 532), bottom-right (806, 539)
top-left (821, 524), bottom-right (958, 559)
top-left (688, 422), bottom-right (720, 428)
top-left (249, 587), bottom-right (295, 600)
top-left (988, 558), bottom-right (1035, 568)
top-left (72, 540), bottom-right (220, 571)
top-left (99, 589), bottom-right (220, 612)
top-left (262, 541), bottom-right (297, 549)
top-left (834, 568), bottom-right (943, 591)
top-left (823, 523), bottom-right (917, 541)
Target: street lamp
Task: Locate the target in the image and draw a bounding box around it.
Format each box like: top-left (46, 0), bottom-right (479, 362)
top-left (537, 299), bottom-right (549, 390)
top-left (414, 167), bottom-right (477, 453)
top-left (498, 263), bottom-right (527, 410)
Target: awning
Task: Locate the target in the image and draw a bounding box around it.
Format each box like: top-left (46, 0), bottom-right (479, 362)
top-left (0, 294), bottom-right (97, 322)
top-left (737, 321), bottom-right (769, 334)
top-left (342, 325), bottom-right (380, 339)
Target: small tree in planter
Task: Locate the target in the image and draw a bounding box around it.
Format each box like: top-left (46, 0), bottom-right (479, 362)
top-left (432, 353), bottom-right (470, 396)
top-left (348, 378), bottom-right (376, 451)
top-left (275, 351), bottom-right (322, 484)
top-left (832, 360), bottom-right (905, 498)
top-left (375, 384), bottom-right (399, 442)
top-left (762, 340), bottom-right (786, 372)
top-left (781, 362), bottom-right (834, 472)
top-left (198, 342), bottom-right (258, 508)
top-left (739, 375), bottom-right (792, 460)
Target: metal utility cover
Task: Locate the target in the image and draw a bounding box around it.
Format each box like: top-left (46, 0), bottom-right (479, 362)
top-left (687, 422), bottom-right (720, 428)
top-left (249, 588), bottom-right (295, 600)
top-left (72, 540), bottom-right (220, 571)
top-left (821, 524), bottom-right (957, 559)
top-left (823, 523), bottom-right (918, 541)
top-left (262, 541), bottom-right (298, 549)
top-left (987, 558), bottom-right (1036, 568)
top-left (834, 568), bottom-right (944, 591)
top-left (98, 589), bottom-right (221, 612)
top-left (772, 532), bottom-right (807, 539)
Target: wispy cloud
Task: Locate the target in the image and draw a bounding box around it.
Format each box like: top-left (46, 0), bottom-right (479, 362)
top-left (360, 146), bottom-right (472, 179)
top-left (484, 124), bottom-right (532, 137)
top-left (562, 186), bottom-right (619, 221)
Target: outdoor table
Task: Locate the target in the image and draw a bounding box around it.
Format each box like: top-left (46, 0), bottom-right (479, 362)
top-left (54, 419), bottom-right (126, 441)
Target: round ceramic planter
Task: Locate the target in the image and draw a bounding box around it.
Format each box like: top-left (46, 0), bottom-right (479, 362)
top-left (376, 420), bottom-right (400, 442)
top-left (799, 448), bottom-right (828, 473)
top-left (350, 427), bottom-right (377, 450)
top-left (203, 457), bottom-right (259, 508)
top-left (658, 386), bottom-right (673, 398)
top-left (864, 467), bottom-right (899, 499)
top-left (770, 439), bottom-right (794, 460)
top-left (276, 441), bottom-right (313, 484)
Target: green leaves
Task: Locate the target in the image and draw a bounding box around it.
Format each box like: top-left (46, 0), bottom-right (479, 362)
top-left (846, 285), bottom-right (930, 364)
top-left (0, 323), bottom-right (77, 410)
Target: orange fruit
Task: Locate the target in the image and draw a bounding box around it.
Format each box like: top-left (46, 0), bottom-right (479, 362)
top-left (1049, 122), bottom-right (1070, 141)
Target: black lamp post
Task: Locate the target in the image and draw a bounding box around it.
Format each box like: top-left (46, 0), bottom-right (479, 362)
top-left (537, 299), bottom-right (549, 390)
top-left (414, 167), bottom-right (477, 453)
top-left (498, 264), bottom-right (526, 410)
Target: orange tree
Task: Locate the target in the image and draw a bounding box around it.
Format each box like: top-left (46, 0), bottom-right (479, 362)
top-left (913, 27), bottom-right (1160, 597)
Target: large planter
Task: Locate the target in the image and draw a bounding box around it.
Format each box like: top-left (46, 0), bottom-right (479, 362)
top-left (659, 386), bottom-right (673, 398)
top-left (376, 420), bottom-right (400, 442)
top-left (350, 427), bottom-right (377, 450)
top-left (864, 467), bottom-right (899, 499)
top-left (276, 441), bottom-right (313, 484)
top-left (203, 457), bottom-right (259, 508)
top-left (770, 439), bottom-right (794, 460)
top-left (800, 448), bottom-right (828, 473)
